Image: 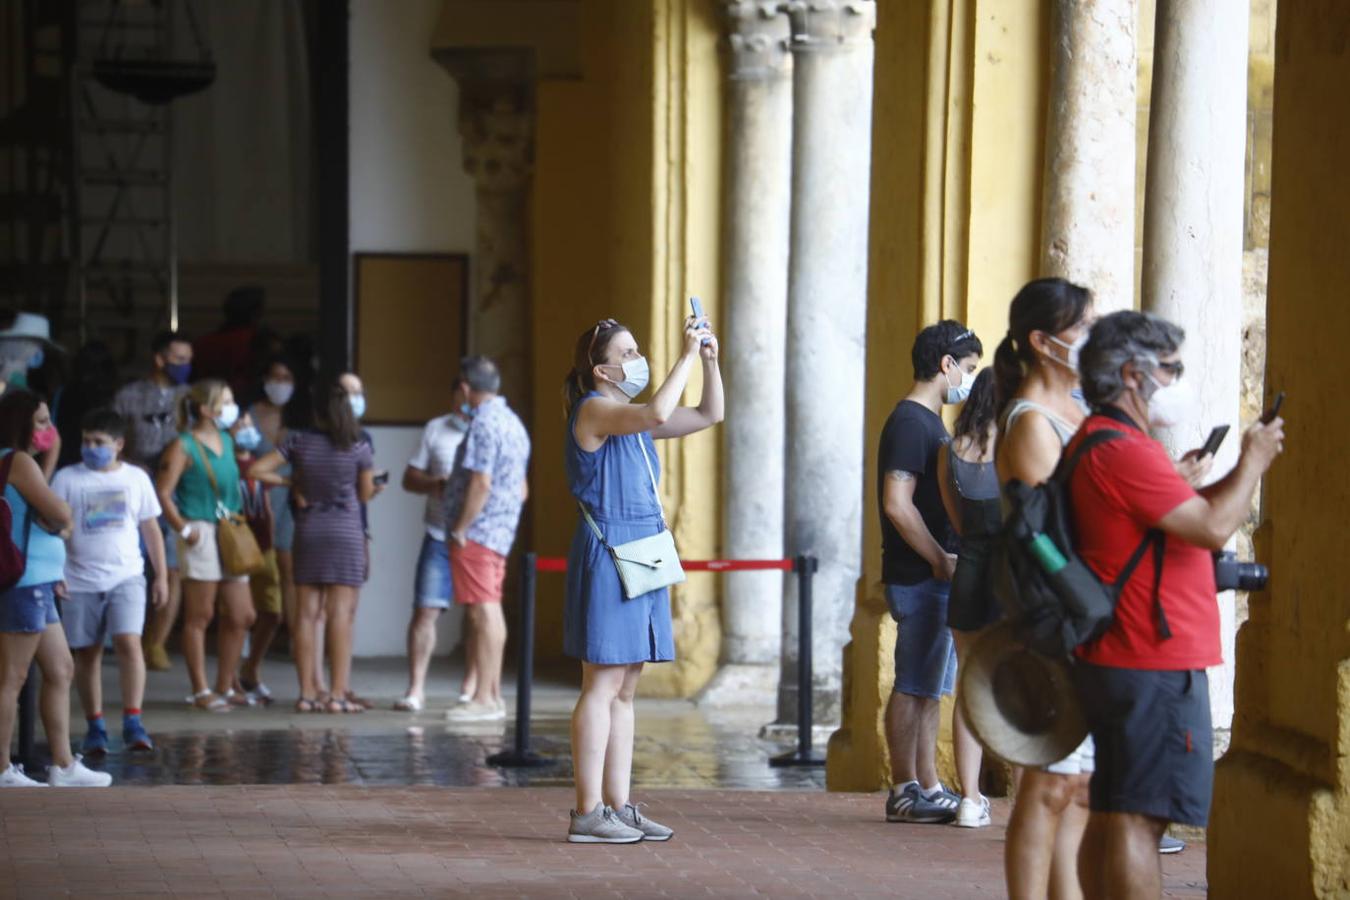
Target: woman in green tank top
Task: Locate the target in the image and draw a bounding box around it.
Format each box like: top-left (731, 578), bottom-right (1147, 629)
top-left (155, 379), bottom-right (255, 712)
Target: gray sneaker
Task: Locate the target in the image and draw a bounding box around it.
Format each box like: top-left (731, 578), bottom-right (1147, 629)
top-left (616, 802), bottom-right (673, 841)
top-left (567, 803), bottom-right (644, 844)
top-left (885, 782), bottom-right (957, 824)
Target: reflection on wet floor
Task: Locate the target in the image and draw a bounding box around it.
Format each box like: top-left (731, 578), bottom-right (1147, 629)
top-left (40, 658), bottom-right (827, 790)
top-left (65, 721), bottom-right (824, 789)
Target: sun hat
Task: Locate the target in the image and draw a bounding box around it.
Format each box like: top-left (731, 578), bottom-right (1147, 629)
top-left (958, 620), bottom-right (1088, 766)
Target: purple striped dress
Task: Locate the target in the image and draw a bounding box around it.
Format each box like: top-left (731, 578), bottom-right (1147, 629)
top-left (278, 430), bottom-right (373, 586)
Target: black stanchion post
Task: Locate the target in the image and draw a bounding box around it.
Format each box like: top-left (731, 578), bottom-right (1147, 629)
top-left (488, 552), bottom-right (553, 768)
top-left (16, 663), bottom-right (35, 769)
top-left (771, 554), bottom-right (825, 767)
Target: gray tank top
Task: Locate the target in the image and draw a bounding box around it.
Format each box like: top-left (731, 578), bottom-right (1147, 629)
top-left (1002, 398), bottom-right (1078, 447)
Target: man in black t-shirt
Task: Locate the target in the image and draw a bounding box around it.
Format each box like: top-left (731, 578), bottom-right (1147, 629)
top-left (879, 320), bottom-right (982, 824)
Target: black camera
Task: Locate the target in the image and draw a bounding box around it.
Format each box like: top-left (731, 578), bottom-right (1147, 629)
top-left (1213, 550), bottom-right (1269, 592)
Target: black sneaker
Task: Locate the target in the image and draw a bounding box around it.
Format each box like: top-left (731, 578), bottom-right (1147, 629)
top-left (885, 783), bottom-right (958, 824)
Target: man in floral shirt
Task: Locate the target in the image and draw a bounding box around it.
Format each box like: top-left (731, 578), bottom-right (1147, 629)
top-left (443, 356), bottom-right (531, 723)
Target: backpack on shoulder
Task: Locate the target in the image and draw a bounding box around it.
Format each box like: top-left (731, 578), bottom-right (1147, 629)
top-left (991, 429), bottom-right (1168, 658)
top-left (0, 452), bottom-right (29, 591)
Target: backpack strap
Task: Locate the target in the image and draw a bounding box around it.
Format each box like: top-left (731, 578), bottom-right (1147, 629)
top-left (0, 450), bottom-right (15, 492)
top-left (1067, 429), bottom-right (1172, 641)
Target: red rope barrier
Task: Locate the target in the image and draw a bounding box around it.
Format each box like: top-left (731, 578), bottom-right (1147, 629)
top-left (531, 557), bottom-right (794, 573)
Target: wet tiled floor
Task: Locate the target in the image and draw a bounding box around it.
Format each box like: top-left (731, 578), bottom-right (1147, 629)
top-left (32, 655), bottom-right (825, 791)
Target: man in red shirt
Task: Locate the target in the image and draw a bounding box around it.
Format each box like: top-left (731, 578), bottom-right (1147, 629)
top-left (1067, 311), bottom-right (1284, 899)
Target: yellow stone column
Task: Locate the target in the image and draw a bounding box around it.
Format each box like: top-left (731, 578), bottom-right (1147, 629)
top-left (1208, 1), bottom-right (1350, 894)
top-left (825, 0), bottom-right (1049, 790)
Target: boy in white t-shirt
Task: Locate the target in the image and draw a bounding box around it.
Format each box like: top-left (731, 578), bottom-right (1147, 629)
top-left (52, 409), bottom-right (168, 754)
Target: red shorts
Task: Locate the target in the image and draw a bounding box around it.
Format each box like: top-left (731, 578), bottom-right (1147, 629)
top-left (450, 540), bottom-right (506, 605)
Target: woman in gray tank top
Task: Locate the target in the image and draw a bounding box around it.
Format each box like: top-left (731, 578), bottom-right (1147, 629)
top-left (990, 278), bottom-right (1097, 900)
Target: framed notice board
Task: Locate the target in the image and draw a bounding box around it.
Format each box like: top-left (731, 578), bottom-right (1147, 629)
top-left (354, 252), bottom-right (469, 425)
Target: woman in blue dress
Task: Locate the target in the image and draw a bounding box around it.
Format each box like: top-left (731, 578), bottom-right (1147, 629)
top-left (563, 314), bottom-right (723, 843)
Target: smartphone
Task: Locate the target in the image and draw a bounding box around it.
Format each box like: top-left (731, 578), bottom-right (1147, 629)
top-left (689, 296), bottom-right (711, 344)
top-left (373, 471), bottom-right (390, 486)
top-left (1200, 425), bottom-right (1230, 458)
top-left (1260, 391), bottom-right (1285, 425)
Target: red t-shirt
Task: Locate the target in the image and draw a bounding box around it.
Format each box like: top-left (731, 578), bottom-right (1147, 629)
top-left (1068, 414), bottom-right (1221, 670)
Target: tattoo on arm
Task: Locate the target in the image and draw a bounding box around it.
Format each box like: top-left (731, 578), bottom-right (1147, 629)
top-left (886, 470), bottom-right (916, 483)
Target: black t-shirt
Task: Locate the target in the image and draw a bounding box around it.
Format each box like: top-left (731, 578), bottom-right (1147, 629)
top-left (877, 400), bottom-right (957, 586)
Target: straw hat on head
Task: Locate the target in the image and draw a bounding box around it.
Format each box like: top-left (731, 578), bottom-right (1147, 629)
top-left (958, 621), bottom-right (1088, 767)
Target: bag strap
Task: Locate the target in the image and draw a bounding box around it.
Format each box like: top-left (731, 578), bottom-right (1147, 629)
top-left (633, 433), bottom-right (668, 527)
top-left (578, 501), bottom-right (612, 550)
top-left (0, 450), bottom-right (15, 492)
top-left (1054, 428), bottom-right (1124, 485)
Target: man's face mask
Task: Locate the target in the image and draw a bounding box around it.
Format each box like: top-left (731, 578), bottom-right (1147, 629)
top-left (943, 358), bottom-right (977, 405)
top-left (1142, 366), bottom-right (1195, 428)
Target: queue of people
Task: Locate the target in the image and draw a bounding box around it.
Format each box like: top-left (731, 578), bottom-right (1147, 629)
top-left (876, 278), bottom-right (1284, 900)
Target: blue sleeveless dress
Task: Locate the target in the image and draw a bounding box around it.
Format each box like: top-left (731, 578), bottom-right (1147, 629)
top-left (563, 393), bottom-right (675, 665)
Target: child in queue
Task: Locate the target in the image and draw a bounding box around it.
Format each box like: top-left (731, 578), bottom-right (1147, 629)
top-left (231, 412), bottom-right (282, 705)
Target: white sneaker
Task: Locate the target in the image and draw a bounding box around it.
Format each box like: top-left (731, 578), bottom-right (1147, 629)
top-left (954, 795), bottom-right (991, 828)
top-left (0, 763), bottom-right (46, 787)
top-left (47, 755), bottom-right (113, 788)
top-left (444, 700), bottom-right (506, 723)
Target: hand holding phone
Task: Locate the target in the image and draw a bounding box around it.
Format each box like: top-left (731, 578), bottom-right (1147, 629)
top-left (373, 471), bottom-right (390, 486)
top-left (1260, 391), bottom-right (1285, 425)
top-left (1200, 425), bottom-right (1230, 458)
top-left (689, 297), bottom-right (711, 345)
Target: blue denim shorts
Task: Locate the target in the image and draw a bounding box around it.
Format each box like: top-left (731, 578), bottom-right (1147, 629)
top-left (413, 534), bottom-right (454, 609)
top-left (144, 516), bottom-right (179, 571)
top-left (0, 582), bottom-right (60, 634)
top-left (886, 579), bottom-right (957, 699)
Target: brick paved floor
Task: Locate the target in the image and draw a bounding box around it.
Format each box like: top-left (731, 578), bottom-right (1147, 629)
top-left (0, 787), bottom-right (1207, 898)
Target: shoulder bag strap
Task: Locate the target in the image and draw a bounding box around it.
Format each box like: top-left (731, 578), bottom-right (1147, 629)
top-left (633, 433), bottom-right (669, 528)
top-left (578, 501), bottom-right (612, 550)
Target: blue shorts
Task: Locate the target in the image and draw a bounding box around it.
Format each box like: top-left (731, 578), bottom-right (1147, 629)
top-left (413, 534), bottom-right (454, 609)
top-left (0, 582), bottom-right (60, 634)
top-left (62, 576), bottom-right (148, 648)
top-left (145, 516), bottom-right (179, 571)
top-left (886, 579), bottom-right (957, 699)
top-left (1074, 663), bottom-right (1213, 826)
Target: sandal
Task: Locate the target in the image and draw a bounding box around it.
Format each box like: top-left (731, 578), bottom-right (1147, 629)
top-left (241, 679), bottom-right (274, 706)
top-left (345, 690), bottom-right (374, 710)
top-left (393, 695), bottom-right (423, 712)
top-left (326, 697), bottom-right (363, 714)
top-left (223, 689), bottom-right (254, 708)
top-left (188, 690), bottom-right (231, 713)
top-left (294, 697), bottom-right (320, 713)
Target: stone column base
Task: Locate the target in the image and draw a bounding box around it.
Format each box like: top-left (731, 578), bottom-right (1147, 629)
top-left (695, 663), bottom-right (779, 709)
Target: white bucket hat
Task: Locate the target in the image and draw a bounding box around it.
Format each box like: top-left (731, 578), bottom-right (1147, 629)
top-left (958, 621), bottom-right (1089, 767)
top-left (0, 312), bottom-right (55, 346)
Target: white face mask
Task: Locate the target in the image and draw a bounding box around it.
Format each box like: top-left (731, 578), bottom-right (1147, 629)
top-left (215, 402), bottom-right (240, 430)
top-left (263, 380), bottom-right (295, 406)
top-left (1045, 332), bottom-right (1087, 373)
top-left (1143, 372), bottom-right (1196, 428)
top-left (943, 361), bottom-right (977, 405)
top-left (607, 356), bottom-right (650, 399)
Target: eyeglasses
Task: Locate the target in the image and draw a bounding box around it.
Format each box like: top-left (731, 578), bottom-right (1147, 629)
top-left (1156, 360), bottom-right (1185, 380)
top-left (587, 318), bottom-right (619, 366)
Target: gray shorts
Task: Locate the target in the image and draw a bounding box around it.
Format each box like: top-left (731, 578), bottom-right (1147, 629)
top-left (62, 575), bottom-right (148, 649)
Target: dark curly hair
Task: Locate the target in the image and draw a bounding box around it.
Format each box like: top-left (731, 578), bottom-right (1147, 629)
top-left (912, 319), bottom-right (983, 382)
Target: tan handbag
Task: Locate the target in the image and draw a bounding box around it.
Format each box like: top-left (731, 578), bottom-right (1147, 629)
top-left (187, 434), bottom-right (264, 576)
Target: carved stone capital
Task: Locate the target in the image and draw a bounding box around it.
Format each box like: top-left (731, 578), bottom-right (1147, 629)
top-left (723, 1), bottom-right (791, 81)
top-left (459, 92), bottom-right (533, 193)
top-left (782, 0), bottom-right (875, 51)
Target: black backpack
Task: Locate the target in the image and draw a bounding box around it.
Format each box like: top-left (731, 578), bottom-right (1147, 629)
top-left (992, 429), bottom-right (1169, 658)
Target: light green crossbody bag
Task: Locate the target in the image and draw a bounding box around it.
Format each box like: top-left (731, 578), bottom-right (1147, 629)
top-left (580, 434), bottom-right (686, 599)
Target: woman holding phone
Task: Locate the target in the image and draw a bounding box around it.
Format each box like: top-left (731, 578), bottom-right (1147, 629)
top-left (562, 311), bottom-right (723, 843)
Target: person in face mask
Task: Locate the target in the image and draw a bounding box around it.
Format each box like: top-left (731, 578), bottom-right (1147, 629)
top-left (1067, 310), bottom-right (1284, 898)
top-left (559, 313), bottom-right (723, 844)
top-left (154, 379), bottom-right (256, 712)
top-left (875, 320), bottom-right (983, 827)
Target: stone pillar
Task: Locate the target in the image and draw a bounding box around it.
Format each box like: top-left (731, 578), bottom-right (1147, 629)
top-left (1210, 2), bottom-right (1350, 893)
top-left (778, 0), bottom-right (875, 725)
top-left (698, 1), bottom-right (793, 708)
top-left (1041, 0), bottom-right (1136, 311)
top-left (459, 86), bottom-right (533, 416)
top-left (1139, 0), bottom-right (1247, 728)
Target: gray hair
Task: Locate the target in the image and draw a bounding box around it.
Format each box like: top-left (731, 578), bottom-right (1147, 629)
top-left (1079, 311), bottom-right (1186, 407)
top-left (459, 355), bottom-right (501, 393)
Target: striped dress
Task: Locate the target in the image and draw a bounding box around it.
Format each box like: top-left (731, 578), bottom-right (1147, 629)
top-left (278, 429), bottom-right (373, 586)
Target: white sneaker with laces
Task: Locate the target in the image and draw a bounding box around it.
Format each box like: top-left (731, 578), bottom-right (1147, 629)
top-left (0, 763), bottom-right (46, 787)
top-left (954, 795), bottom-right (991, 828)
top-left (444, 700), bottom-right (506, 723)
top-left (47, 755), bottom-right (112, 788)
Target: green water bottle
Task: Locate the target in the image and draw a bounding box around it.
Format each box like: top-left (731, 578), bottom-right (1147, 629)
top-left (1028, 533), bottom-right (1069, 574)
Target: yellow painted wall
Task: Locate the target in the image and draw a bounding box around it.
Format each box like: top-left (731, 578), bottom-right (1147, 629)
top-left (826, 0), bottom-right (1048, 791)
top-left (1209, 2), bottom-right (1350, 893)
top-left (529, 0), bottom-right (723, 695)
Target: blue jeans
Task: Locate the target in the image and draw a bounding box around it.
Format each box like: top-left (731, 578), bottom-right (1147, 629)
top-left (412, 534), bottom-right (454, 609)
top-left (886, 579), bottom-right (957, 699)
top-left (0, 582), bottom-right (60, 634)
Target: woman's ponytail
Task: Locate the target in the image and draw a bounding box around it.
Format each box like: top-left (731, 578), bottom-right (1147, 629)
top-left (993, 334), bottom-right (1024, 415)
top-left (995, 277), bottom-right (1093, 415)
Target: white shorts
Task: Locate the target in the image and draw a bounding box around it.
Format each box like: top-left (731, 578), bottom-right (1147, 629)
top-left (1044, 736), bottom-right (1096, 775)
top-left (177, 521), bottom-right (248, 584)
